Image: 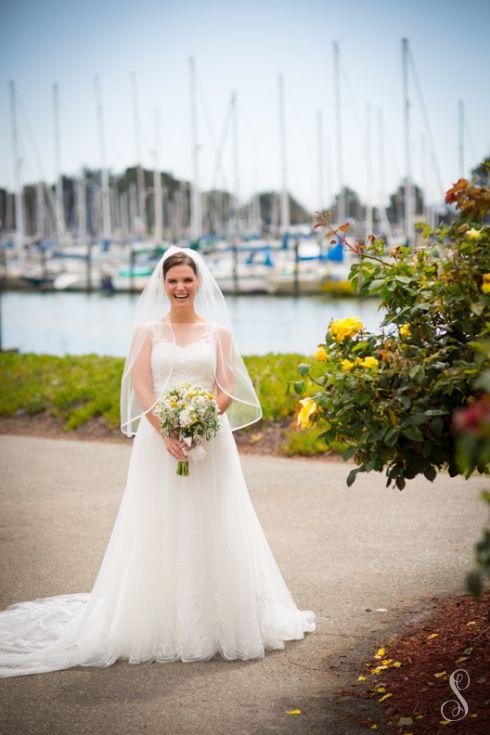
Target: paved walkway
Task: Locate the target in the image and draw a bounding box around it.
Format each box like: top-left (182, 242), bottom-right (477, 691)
top-left (0, 434), bottom-right (485, 735)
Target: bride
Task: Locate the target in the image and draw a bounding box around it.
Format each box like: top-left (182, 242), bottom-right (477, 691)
top-left (0, 245), bottom-right (315, 678)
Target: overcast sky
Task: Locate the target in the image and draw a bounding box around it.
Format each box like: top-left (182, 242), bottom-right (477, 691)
top-left (0, 0), bottom-right (489, 211)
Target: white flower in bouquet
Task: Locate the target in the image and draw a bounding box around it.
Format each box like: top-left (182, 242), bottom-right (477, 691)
top-left (153, 382), bottom-right (221, 476)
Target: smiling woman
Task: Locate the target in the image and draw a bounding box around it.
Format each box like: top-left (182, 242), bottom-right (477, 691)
top-left (0, 246), bottom-right (315, 678)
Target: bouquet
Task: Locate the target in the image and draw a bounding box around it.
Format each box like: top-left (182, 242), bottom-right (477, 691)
top-left (153, 382), bottom-right (221, 476)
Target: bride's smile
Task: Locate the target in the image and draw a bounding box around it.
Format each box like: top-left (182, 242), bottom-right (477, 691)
top-left (163, 264), bottom-right (200, 314)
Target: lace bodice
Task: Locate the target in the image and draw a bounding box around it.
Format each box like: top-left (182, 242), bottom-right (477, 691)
top-left (147, 320), bottom-right (217, 396)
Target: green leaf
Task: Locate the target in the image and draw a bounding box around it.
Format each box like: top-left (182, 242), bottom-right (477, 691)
top-left (346, 467), bottom-right (362, 487)
top-left (423, 465), bottom-right (437, 482)
top-left (385, 427), bottom-right (399, 445)
top-left (466, 571), bottom-right (482, 599)
top-left (430, 417), bottom-right (444, 434)
top-left (297, 363), bottom-right (311, 376)
top-left (402, 425), bottom-right (423, 442)
top-left (399, 395), bottom-right (411, 410)
top-left (342, 445), bottom-right (358, 461)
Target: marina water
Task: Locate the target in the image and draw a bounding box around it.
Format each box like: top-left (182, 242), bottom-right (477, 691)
top-left (4, 291), bottom-right (383, 357)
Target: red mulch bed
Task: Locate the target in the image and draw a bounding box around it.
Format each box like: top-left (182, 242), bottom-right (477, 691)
top-left (336, 589), bottom-right (489, 733)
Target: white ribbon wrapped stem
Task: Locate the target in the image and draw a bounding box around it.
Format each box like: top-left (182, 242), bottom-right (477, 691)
top-left (182, 437), bottom-right (207, 462)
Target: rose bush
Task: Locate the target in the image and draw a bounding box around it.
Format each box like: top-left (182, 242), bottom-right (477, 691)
top-left (295, 162), bottom-right (490, 493)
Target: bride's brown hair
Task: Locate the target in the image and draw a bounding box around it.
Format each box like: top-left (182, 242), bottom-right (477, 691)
top-left (162, 252), bottom-right (198, 278)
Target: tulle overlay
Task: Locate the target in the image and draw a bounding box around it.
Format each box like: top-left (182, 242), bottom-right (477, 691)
top-left (0, 338), bottom-right (315, 678)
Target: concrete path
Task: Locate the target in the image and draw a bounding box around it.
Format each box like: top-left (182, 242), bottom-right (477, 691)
top-left (0, 434), bottom-right (485, 735)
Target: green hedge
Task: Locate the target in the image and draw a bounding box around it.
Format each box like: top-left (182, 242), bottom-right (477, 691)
top-left (0, 351), bottom-right (329, 454)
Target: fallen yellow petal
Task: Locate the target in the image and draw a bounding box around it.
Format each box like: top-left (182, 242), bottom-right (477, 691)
top-left (373, 647), bottom-right (386, 659)
top-left (285, 709), bottom-right (301, 715)
top-left (439, 720), bottom-right (451, 725)
top-left (370, 725), bottom-right (378, 730)
top-left (378, 693), bottom-right (393, 702)
top-left (466, 621), bottom-right (476, 626)
top-left (457, 656), bottom-right (469, 663)
top-left (370, 665), bottom-right (388, 674)
top-left (391, 661), bottom-right (402, 668)
top-left (374, 686), bottom-right (386, 693)
top-left (470, 713), bottom-right (478, 718)
top-left (434, 671), bottom-right (447, 678)
top-left (357, 675), bottom-right (367, 681)
top-left (381, 658), bottom-right (393, 666)
top-left (427, 633), bottom-right (439, 639)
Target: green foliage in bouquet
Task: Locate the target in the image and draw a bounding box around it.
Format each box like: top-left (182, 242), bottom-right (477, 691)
top-left (295, 161), bottom-right (490, 492)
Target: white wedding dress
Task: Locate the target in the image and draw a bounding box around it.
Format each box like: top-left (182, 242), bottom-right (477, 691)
top-left (0, 322), bottom-right (315, 677)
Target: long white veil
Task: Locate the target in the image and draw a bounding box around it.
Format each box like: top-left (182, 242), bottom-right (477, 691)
top-left (120, 245), bottom-right (262, 437)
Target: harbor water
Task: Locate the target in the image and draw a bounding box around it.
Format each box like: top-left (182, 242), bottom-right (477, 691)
top-left (2, 291), bottom-right (384, 357)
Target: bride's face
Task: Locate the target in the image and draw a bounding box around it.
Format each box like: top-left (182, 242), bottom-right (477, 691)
top-left (164, 264), bottom-right (199, 307)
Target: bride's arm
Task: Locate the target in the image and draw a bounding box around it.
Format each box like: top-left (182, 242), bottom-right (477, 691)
top-left (216, 387), bottom-right (234, 415)
top-left (130, 328), bottom-right (187, 459)
top-left (214, 325), bottom-right (235, 415)
top-left (130, 327), bottom-right (163, 436)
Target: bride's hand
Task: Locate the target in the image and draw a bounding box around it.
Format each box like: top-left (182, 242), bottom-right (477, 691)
top-left (164, 437), bottom-right (188, 460)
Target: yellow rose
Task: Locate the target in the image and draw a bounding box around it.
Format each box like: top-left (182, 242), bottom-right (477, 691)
top-left (341, 359), bottom-right (354, 372)
top-left (482, 282), bottom-right (490, 294)
top-left (297, 397), bottom-right (318, 429)
top-left (466, 228), bottom-right (482, 240)
top-left (354, 357), bottom-right (363, 365)
top-left (362, 356), bottom-right (379, 370)
top-left (315, 347), bottom-right (328, 361)
top-left (400, 323), bottom-right (411, 338)
top-left (329, 316), bottom-right (363, 342)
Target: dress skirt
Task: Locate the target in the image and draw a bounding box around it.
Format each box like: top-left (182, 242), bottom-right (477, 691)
top-left (0, 413), bottom-right (316, 678)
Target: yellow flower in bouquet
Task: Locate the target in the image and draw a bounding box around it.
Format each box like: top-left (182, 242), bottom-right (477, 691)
top-left (341, 359), bottom-right (355, 372)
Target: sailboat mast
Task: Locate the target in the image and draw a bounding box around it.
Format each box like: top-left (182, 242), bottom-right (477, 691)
top-left (316, 110), bottom-right (324, 210)
top-left (231, 90), bottom-right (240, 238)
top-left (153, 107), bottom-right (163, 244)
top-left (277, 73), bottom-right (290, 234)
top-left (376, 107), bottom-right (393, 243)
top-left (77, 168), bottom-right (87, 244)
top-left (333, 41), bottom-right (344, 223)
top-left (458, 99), bottom-right (464, 178)
top-left (52, 83), bottom-right (65, 242)
top-left (189, 56), bottom-right (201, 240)
top-left (365, 102), bottom-right (373, 238)
top-left (130, 72), bottom-right (147, 236)
top-left (402, 38), bottom-right (413, 246)
top-left (94, 74), bottom-right (111, 243)
top-left (8, 80), bottom-right (25, 266)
